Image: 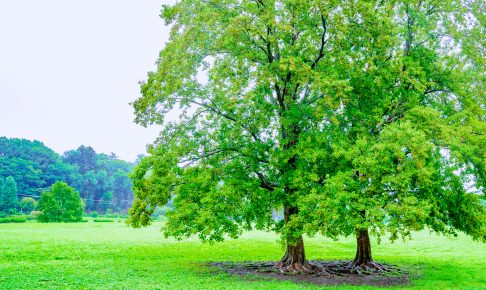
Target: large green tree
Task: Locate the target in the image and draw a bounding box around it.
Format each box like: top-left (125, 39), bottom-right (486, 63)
top-left (129, 0), bottom-right (485, 273)
top-left (295, 0), bottom-right (486, 271)
top-left (0, 176), bottom-right (19, 215)
top-left (129, 0), bottom-right (356, 272)
top-left (37, 182), bottom-right (84, 223)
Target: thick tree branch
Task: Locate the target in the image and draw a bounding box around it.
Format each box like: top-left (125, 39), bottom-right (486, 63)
top-left (256, 171), bottom-right (278, 191)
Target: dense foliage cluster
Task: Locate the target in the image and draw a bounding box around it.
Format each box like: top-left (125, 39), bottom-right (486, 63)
top-left (62, 145), bottom-right (135, 213)
top-left (19, 197), bottom-right (37, 214)
top-left (128, 0), bottom-right (485, 272)
top-left (37, 182), bottom-right (84, 223)
top-left (0, 176), bottom-right (19, 215)
top-left (0, 137), bottom-right (135, 214)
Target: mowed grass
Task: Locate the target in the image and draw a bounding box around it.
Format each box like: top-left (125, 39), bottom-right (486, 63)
top-left (0, 221), bottom-right (485, 289)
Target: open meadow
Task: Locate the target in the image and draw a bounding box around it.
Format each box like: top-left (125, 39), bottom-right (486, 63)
top-left (0, 221), bottom-right (485, 289)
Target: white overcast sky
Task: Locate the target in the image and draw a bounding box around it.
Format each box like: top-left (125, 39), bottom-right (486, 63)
top-left (0, 0), bottom-right (174, 162)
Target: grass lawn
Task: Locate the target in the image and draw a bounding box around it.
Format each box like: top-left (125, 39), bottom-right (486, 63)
top-left (0, 221), bottom-right (485, 289)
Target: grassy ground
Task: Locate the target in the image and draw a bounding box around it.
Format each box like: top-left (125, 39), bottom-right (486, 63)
top-left (0, 221), bottom-right (484, 289)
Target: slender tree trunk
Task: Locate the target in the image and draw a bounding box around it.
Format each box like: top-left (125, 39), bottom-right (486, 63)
top-left (275, 205), bottom-right (318, 273)
top-left (349, 228), bottom-right (384, 272)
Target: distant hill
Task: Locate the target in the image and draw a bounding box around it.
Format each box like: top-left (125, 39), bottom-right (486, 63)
top-left (0, 137), bottom-right (135, 214)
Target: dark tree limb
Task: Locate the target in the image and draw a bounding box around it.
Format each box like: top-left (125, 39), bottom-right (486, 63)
top-left (311, 15), bottom-right (328, 69)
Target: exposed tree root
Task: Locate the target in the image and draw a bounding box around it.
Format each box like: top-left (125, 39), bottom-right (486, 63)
top-left (274, 233), bottom-right (331, 275)
top-left (209, 260), bottom-right (408, 287)
top-left (275, 260), bottom-right (331, 276)
top-left (346, 260), bottom-right (391, 275)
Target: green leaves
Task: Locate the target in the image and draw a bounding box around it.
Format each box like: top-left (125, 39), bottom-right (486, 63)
top-left (130, 0), bottom-right (485, 248)
top-left (0, 176), bottom-right (19, 215)
top-left (37, 182), bottom-right (84, 223)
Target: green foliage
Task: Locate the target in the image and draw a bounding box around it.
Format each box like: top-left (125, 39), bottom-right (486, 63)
top-left (0, 176), bottom-right (19, 215)
top-left (129, 0), bottom-right (485, 250)
top-left (19, 197), bottom-right (37, 214)
top-left (0, 216), bottom-right (27, 223)
top-left (63, 146), bottom-right (135, 213)
top-left (37, 182), bottom-right (84, 223)
top-left (0, 137), bottom-right (135, 214)
top-left (151, 206), bottom-right (171, 219)
top-left (63, 145), bottom-right (98, 174)
top-left (93, 218), bottom-right (115, 223)
top-left (0, 137), bottom-right (68, 196)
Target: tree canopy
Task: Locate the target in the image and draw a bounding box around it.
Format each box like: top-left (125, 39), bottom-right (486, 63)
top-left (129, 0), bottom-right (485, 272)
top-left (37, 182), bottom-right (84, 223)
top-left (0, 137), bottom-right (136, 214)
top-left (0, 176), bottom-right (19, 215)
top-left (19, 197), bottom-right (37, 214)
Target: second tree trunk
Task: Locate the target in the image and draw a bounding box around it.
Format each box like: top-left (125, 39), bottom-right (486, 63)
top-left (350, 228), bottom-right (385, 272)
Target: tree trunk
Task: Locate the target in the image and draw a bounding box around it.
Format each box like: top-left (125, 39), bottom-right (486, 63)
top-left (275, 205), bottom-right (319, 273)
top-left (349, 228), bottom-right (384, 272)
top-left (353, 228), bottom-right (373, 265)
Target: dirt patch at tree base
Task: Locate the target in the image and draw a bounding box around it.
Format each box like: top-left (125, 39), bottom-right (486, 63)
top-left (209, 261), bottom-right (410, 287)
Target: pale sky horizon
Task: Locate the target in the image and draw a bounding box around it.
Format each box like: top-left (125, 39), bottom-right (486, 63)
top-left (0, 1), bottom-right (174, 162)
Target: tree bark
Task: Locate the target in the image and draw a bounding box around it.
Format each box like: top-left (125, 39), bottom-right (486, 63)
top-left (275, 205), bottom-right (319, 273)
top-left (349, 228), bottom-right (384, 272)
top-left (353, 228), bottom-right (373, 265)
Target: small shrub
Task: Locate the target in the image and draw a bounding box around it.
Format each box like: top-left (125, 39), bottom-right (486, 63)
top-left (9, 216), bottom-right (27, 223)
top-left (93, 218), bottom-right (115, 223)
top-left (0, 216), bottom-right (27, 223)
top-left (30, 211), bottom-right (41, 219)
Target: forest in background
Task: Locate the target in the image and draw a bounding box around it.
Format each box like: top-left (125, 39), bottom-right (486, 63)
top-left (0, 137), bottom-right (136, 214)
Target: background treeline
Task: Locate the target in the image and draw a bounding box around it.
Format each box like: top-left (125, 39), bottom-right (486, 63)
top-left (0, 137), bottom-right (136, 214)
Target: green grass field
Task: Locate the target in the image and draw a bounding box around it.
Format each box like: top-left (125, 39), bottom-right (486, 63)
top-left (0, 221), bottom-right (485, 289)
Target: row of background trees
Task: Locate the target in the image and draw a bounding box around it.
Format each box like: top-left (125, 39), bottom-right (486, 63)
top-left (0, 137), bottom-right (137, 215)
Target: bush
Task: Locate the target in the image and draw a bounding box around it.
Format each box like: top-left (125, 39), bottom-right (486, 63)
top-left (88, 211), bottom-right (99, 218)
top-left (37, 182), bottom-right (84, 223)
top-left (19, 197), bottom-right (37, 214)
top-left (30, 211), bottom-right (41, 220)
top-left (0, 216), bottom-right (27, 223)
top-left (26, 216), bottom-right (36, 221)
top-left (9, 216), bottom-right (27, 223)
top-left (103, 213), bottom-right (119, 218)
top-left (93, 218), bottom-right (115, 223)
